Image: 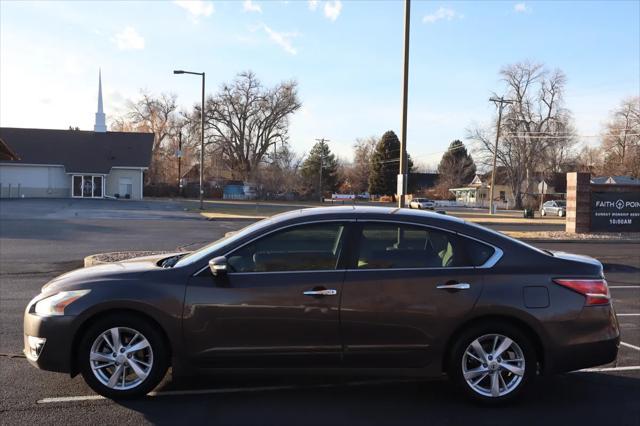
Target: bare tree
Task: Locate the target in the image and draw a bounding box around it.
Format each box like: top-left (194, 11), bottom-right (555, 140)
top-left (201, 71), bottom-right (301, 181)
top-left (112, 92), bottom-right (183, 184)
top-left (253, 144), bottom-right (304, 196)
top-left (349, 136), bottom-right (377, 193)
top-left (576, 144), bottom-right (605, 175)
top-left (468, 62), bottom-right (577, 208)
top-left (601, 97), bottom-right (640, 177)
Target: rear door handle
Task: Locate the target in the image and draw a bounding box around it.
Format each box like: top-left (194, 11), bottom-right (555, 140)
top-left (303, 289), bottom-right (337, 296)
top-left (436, 283), bottom-right (471, 290)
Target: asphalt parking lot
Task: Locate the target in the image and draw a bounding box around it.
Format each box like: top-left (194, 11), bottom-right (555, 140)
top-left (1, 199), bottom-right (638, 425)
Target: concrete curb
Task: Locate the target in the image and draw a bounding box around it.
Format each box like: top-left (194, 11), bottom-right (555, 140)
top-left (521, 239), bottom-right (640, 244)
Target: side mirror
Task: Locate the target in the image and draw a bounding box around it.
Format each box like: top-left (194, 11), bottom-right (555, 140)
top-left (208, 256), bottom-right (228, 277)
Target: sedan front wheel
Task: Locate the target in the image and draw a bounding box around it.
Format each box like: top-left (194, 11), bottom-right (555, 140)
top-left (78, 313), bottom-right (169, 399)
top-left (449, 322), bottom-right (536, 403)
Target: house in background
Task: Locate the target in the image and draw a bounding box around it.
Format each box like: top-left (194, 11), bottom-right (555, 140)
top-left (591, 175), bottom-right (640, 185)
top-left (449, 169), bottom-right (515, 209)
top-left (0, 72), bottom-right (153, 200)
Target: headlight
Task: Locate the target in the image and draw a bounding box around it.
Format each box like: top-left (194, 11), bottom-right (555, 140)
top-left (34, 290), bottom-right (90, 316)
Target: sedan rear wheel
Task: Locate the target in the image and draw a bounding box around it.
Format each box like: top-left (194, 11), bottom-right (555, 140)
top-left (449, 322), bottom-right (536, 403)
top-left (79, 314), bottom-right (169, 399)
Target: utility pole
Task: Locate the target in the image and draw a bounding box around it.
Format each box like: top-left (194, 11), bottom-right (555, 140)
top-left (488, 96), bottom-right (514, 214)
top-left (398, 0), bottom-right (411, 208)
top-left (177, 131), bottom-right (183, 196)
top-left (315, 138), bottom-right (330, 203)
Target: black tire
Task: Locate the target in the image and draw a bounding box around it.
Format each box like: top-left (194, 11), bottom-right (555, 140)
top-left (78, 313), bottom-right (169, 399)
top-left (448, 321), bottom-right (536, 404)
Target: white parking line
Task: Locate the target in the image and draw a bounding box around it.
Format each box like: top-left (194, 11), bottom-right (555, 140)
top-left (620, 341), bottom-right (640, 351)
top-left (37, 379), bottom-right (420, 404)
top-left (617, 313), bottom-right (640, 317)
top-left (609, 286), bottom-right (640, 289)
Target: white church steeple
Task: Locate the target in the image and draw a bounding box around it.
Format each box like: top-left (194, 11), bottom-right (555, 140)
top-left (94, 69), bottom-right (107, 133)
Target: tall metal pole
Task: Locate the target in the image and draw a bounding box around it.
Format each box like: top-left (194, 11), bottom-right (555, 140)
top-left (315, 138), bottom-right (330, 203)
top-left (319, 152), bottom-right (323, 203)
top-left (200, 73), bottom-right (205, 210)
top-left (178, 131), bottom-right (182, 196)
top-left (488, 96), bottom-right (512, 214)
top-left (173, 69), bottom-right (206, 208)
top-left (398, 0), bottom-right (411, 208)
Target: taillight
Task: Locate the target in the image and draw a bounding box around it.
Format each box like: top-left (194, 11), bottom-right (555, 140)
top-left (553, 278), bottom-right (610, 306)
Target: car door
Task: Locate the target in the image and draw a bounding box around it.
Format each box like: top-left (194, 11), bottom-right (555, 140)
top-left (339, 221), bottom-right (493, 368)
top-left (183, 221), bottom-right (350, 368)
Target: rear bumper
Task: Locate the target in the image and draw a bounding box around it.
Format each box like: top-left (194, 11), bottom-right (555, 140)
top-left (547, 336), bottom-right (619, 373)
top-left (23, 311), bottom-right (76, 374)
top-left (544, 305), bottom-right (620, 374)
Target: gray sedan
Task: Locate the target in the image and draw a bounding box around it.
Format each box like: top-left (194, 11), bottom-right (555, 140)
top-left (24, 206), bottom-right (619, 403)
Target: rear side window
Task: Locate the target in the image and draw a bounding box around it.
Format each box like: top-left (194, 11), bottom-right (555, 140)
top-left (227, 222), bottom-right (345, 272)
top-left (355, 223), bottom-right (494, 269)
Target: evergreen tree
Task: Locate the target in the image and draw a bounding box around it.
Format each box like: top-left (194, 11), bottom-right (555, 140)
top-left (300, 140), bottom-right (339, 196)
top-left (436, 140), bottom-right (476, 195)
top-left (368, 130), bottom-right (413, 196)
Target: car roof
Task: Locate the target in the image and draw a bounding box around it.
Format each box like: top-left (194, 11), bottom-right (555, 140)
top-left (268, 205), bottom-right (464, 224)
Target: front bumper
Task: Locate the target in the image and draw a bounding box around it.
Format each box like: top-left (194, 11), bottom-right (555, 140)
top-left (23, 310), bottom-right (77, 374)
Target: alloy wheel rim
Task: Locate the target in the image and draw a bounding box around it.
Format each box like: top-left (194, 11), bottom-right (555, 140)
top-left (89, 327), bottom-right (154, 390)
top-left (461, 333), bottom-right (525, 398)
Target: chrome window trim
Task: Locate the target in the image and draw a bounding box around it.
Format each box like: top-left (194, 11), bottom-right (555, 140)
top-left (193, 219), bottom-right (355, 276)
top-left (193, 217), bottom-right (504, 276)
top-left (353, 219), bottom-right (503, 270)
top-left (224, 269), bottom-right (347, 276)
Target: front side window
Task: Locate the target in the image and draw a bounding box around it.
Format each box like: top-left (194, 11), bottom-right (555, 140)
top-left (355, 223), bottom-right (494, 269)
top-left (227, 223), bottom-right (346, 273)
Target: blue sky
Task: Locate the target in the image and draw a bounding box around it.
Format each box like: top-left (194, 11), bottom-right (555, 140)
top-left (1, 0), bottom-right (639, 167)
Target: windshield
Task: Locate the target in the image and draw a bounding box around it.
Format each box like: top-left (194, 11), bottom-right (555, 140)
top-left (556, 201), bottom-right (566, 206)
top-left (174, 218), bottom-right (274, 267)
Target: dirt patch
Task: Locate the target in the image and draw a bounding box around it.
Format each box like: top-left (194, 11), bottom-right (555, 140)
top-left (84, 251), bottom-right (182, 267)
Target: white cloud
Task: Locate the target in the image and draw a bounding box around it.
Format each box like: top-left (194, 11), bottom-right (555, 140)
top-left (308, 0), bottom-right (319, 11)
top-left (112, 27), bottom-right (145, 50)
top-left (423, 7), bottom-right (460, 24)
top-left (323, 1), bottom-right (342, 21)
top-left (262, 24), bottom-right (299, 55)
top-left (514, 3), bottom-right (530, 13)
top-left (243, 0), bottom-right (262, 13)
top-left (174, 0), bottom-right (214, 21)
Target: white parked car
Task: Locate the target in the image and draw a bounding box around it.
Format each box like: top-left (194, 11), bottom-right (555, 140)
top-left (541, 200), bottom-right (566, 217)
top-left (409, 197), bottom-right (436, 210)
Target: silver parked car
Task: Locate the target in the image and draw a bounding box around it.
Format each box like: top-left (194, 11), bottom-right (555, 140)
top-left (541, 200), bottom-right (566, 217)
top-left (409, 198), bottom-right (436, 210)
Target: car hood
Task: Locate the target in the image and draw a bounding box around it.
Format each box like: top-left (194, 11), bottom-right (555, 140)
top-left (42, 259), bottom-right (162, 293)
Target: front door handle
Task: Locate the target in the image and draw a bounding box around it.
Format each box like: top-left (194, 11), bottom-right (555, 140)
top-left (303, 289), bottom-right (337, 296)
top-left (436, 283), bottom-right (471, 290)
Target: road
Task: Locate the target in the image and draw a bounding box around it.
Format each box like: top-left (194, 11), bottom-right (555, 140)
top-left (1, 199), bottom-right (638, 425)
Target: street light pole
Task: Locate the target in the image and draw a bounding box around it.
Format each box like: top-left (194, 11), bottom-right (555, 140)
top-left (398, 0), bottom-right (411, 208)
top-left (488, 96), bottom-right (513, 215)
top-left (174, 69), bottom-right (206, 210)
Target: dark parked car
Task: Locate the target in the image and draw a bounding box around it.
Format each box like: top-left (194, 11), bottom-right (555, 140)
top-left (24, 206), bottom-right (619, 402)
top-left (541, 200), bottom-right (566, 217)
